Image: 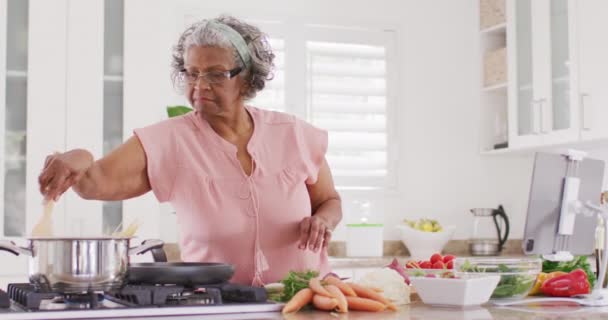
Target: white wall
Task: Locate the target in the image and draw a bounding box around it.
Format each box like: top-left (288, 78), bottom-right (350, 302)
top-left (333, 0), bottom-right (535, 242)
top-left (126, 0), bottom-right (607, 244)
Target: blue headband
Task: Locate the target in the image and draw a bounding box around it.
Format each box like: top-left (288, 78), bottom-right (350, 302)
top-left (207, 21), bottom-right (252, 70)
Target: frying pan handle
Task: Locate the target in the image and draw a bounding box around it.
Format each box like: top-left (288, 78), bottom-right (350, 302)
top-left (150, 246), bottom-right (168, 262)
top-left (0, 240), bottom-right (32, 256)
top-left (129, 239), bottom-right (164, 255)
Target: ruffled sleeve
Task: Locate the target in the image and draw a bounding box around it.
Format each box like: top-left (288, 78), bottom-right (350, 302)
top-left (295, 118), bottom-right (328, 185)
top-left (133, 118), bottom-right (179, 202)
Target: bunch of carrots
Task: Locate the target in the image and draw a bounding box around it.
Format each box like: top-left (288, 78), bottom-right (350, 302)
top-left (282, 275), bottom-right (398, 314)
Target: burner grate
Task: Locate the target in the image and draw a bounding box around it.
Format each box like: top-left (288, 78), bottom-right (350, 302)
top-left (7, 284), bottom-right (57, 310)
top-left (165, 287), bottom-right (222, 306)
top-left (113, 285), bottom-right (185, 306)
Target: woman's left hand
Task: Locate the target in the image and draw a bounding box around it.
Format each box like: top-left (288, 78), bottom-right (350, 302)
top-left (298, 216), bottom-right (332, 252)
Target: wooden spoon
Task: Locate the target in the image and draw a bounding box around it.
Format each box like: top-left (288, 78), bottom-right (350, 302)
top-left (31, 200), bottom-right (55, 237)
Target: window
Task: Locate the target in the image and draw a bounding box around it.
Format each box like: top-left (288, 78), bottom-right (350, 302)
top-left (253, 23), bottom-right (397, 190)
top-left (250, 38), bottom-right (285, 112)
top-left (307, 39), bottom-right (392, 189)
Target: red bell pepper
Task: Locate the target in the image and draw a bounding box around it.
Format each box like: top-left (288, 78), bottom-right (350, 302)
top-left (540, 269), bottom-right (590, 297)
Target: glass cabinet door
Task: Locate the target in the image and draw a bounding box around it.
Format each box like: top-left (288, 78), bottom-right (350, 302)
top-left (102, 0), bottom-right (124, 235)
top-left (2, 0), bottom-right (28, 238)
top-left (549, 0), bottom-right (571, 131)
top-left (514, 0), bottom-right (536, 137)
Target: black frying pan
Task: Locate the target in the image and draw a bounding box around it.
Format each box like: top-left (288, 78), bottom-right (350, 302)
top-left (128, 262), bottom-right (235, 285)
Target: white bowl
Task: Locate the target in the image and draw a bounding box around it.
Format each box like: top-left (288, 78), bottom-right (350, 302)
top-left (396, 225), bottom-right (456, 260)
top-left (411, 275), bottom-right (501, 307)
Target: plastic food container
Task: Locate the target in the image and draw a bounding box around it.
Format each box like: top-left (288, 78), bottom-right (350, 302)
top-left (411, 275), bottom-right (501, 307)
top-left (454, 257), bottom-right (542, 299)
top-left (346, 223), bottom-right (383, 257)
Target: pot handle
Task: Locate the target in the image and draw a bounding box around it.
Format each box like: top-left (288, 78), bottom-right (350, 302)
top-left (0, 240), bottom-right (33, 256)
top-left (129, 239), bottom-right (164, 256)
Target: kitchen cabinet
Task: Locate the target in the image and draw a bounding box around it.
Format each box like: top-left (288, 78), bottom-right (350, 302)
top-left (0, 0), bottom-right (165, 283)
top-left (507, 0), bottom-right (579, 148)
top-left (0, 0), bottom-right (70, 281)
top-left (577, 0), bottom-right (608, 141)
top-left (481, 0), bottom-right (607, 153)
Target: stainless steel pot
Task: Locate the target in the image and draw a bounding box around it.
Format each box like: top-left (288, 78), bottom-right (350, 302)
top-left (0, 237), bottom-right (163, 293)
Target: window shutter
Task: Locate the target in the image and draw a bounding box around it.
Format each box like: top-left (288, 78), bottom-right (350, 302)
top-left (306, 40), bottom-right (389, 188)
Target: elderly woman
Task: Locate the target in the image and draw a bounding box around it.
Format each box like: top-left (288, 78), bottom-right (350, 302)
top-left (38, 15), bottom-right (342, 286)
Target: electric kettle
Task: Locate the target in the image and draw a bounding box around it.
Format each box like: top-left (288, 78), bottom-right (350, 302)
top-left (469, 205), bottom-right (510, 256)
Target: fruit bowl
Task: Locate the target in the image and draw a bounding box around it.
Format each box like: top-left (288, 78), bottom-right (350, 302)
top-left (454, 257), bottom-right (542, 299)
top-left (396, 224), bottom-right (456, 260)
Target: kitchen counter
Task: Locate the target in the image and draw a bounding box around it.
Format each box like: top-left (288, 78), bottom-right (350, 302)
top-left (4, 295), bottom-right (608, 319)
top-left (84, 300), bottom-right (608, 320)
top-left (279, 302), bottom-right (608, 320)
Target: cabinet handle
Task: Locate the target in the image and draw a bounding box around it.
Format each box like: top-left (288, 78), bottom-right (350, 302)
top-left (538, 98), bottom-right (549, 134)
top-left (580, 93), bottom-right (591, 131)
top-left (531, 99), bottom-right (542, 135)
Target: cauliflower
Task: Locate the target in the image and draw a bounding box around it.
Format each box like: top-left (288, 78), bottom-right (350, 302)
top-left (358, 268), bottom-right (411, 305)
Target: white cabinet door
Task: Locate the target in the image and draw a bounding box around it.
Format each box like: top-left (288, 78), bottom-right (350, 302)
top-left (123, 0), bottom-right (176, 241)
top-left (578, 0), bottom-right (608, 141)
top-left (0, 0), bottom-right (69, 281)
top-left (63, 0), bottom-right (104, 237)
top-left (507, 0), bottom-right (579, 149)
top-left (0, 0), bottom-right (30, 280)
top-left (507, 0), bottom-right (543, 148)
top-left (538, 0), bottom-right (580, 145)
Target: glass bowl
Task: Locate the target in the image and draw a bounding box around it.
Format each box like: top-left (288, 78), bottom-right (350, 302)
top-left (405, 268), bottom-right (456, 278)
top-left (453, 257), bottom-right (542, 299)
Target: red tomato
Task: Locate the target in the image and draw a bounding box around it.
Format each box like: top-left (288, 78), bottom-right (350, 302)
top-left (419, 261), bottom-right (433, 269)
top-left (442, 255), bottom-right (456, 263)
top-left (446, 260), bottom-right (454, 269)
top-left (430, 253), bottom-right (443, 264)
top-left (432, 261), bottom-right (445, 269)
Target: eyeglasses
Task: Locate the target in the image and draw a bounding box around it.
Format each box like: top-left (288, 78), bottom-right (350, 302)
top-left (179, 67), bottom-right (242, 85)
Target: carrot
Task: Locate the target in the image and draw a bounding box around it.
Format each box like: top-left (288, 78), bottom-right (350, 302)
top-left (312, 294), bottom-right (338, 311)
top-left (348, 283), bottom-right (398, 311)
top-left (345, 296), bottom-right (386, 312)
top-left (282, 288), bottom-right (313, 314)
top-left (309, 277), bottom-right (332, 297)
top-left (325, 285), bottom-right (348, 313)
top-left (323, 276), bottom-right (357, 297)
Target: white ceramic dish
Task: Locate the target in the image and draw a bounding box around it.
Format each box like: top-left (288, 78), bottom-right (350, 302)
top-left (411, 275), bottom-right (501, 307)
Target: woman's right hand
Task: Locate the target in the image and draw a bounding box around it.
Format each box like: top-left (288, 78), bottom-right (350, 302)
top-left (38, 149), bottom-right (94, 201)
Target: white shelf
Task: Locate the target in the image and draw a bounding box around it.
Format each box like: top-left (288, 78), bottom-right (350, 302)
top-left (6, 70), bottom-right (27, 78)
top-left (480, 147), bottom-right (513, 155)
top-left (480, 23), bottom-right (506, 36)
top-left (482, 82), bottom-right (507, 93)
top-left (103, 75), bottom-right (123, 82)
top-left (481, 137), bottom-right (608, 156)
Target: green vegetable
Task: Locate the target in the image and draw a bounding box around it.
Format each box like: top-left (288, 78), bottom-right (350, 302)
top-left (459, 261), bottom-right (536, 298)
top-left (275, 270), bottom-right (319, 302)
top-left (542, 256), bottom-right (596, 288)
top-left (492, 273), bottom-right (536, 298)
top-left (167, 105), bottom-right (193, 118)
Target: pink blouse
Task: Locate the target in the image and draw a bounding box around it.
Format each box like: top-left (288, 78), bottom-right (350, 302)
top-left (134, 106), bottom-right (331, 286)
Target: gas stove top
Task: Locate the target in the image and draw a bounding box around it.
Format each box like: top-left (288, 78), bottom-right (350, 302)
top-left (0, 283), bottom-right (283, 320)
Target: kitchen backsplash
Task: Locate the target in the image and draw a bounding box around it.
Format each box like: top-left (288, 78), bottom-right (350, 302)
top-left (161, 240), bottom-right (525, 262)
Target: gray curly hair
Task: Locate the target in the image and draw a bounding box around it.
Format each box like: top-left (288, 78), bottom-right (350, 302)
top-left (171, 15), bottom-right (275, 100)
